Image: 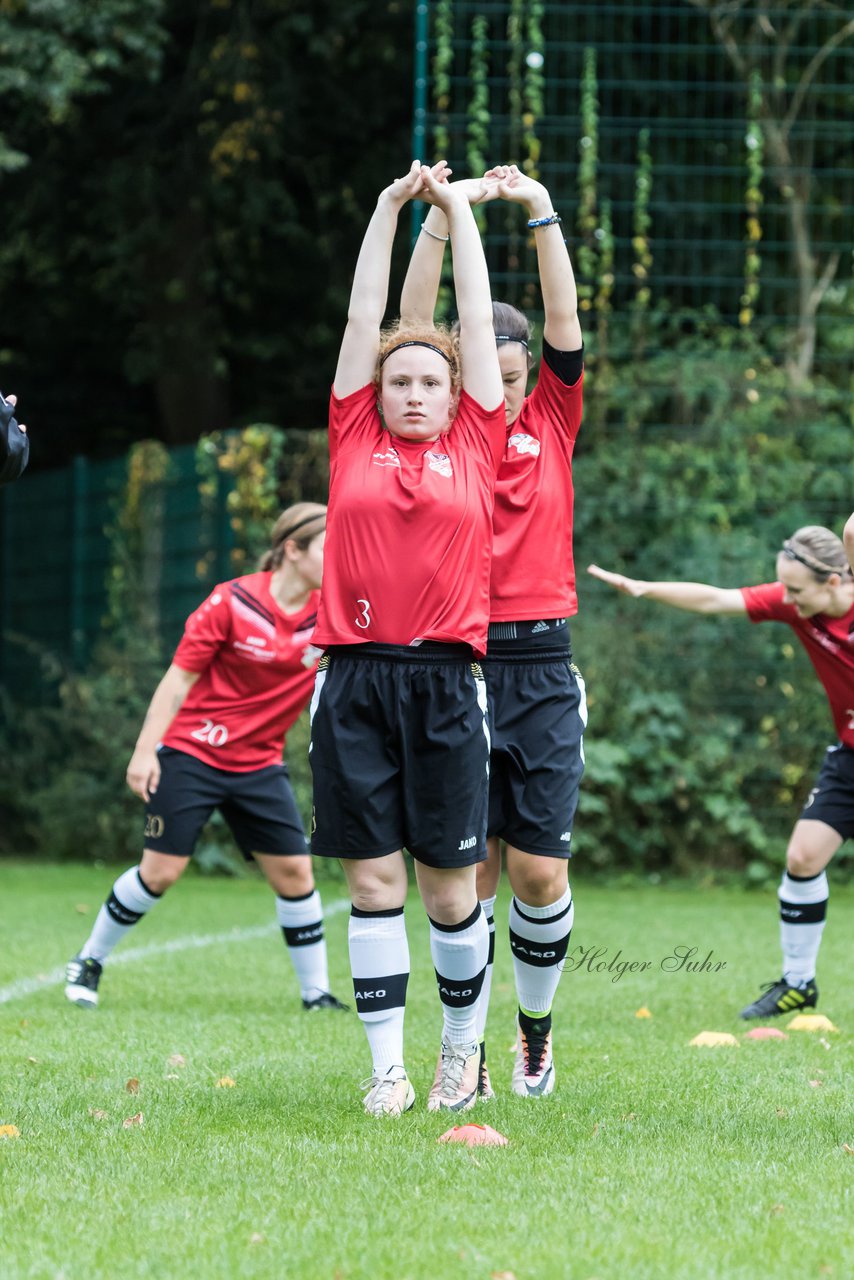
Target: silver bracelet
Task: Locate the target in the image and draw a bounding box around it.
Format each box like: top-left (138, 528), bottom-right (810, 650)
top-left (421, 225), bottom-right (449, 242)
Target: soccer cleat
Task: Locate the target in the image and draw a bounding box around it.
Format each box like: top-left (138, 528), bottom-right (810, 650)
top-left (739, 977), bottom-right (818, 1020)
top-left (477, 1041), bottom-right (495, 1101)
top-left (302, 990), bottom-right (349, 1012)
top-left (512, 1022), bottom-right (555, 1098)
top-left (361, 1067), bottom-right (415, 1117)
top-left (64, 955), bottom-right (103, 1009)
top-left (427, 1038), bottom-right (480, 1113)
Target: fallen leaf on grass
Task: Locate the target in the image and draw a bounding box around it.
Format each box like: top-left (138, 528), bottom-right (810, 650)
top-left (689, 1031), bottom-right (738, 1047)
top-left (215, 1076), bottom-right (236, 1088)
top-left (88, 1109), bottom-right (108, 1121)
top-left (125, 1078), bottom-right (140, 1094)
top-left (164, 1073), bottom-right (180, 1081)
top-left (808, 1079), bottom-right (824, 1088)
top-left (167, 1054), bottom-right (186, 1069)
top-left (635, 1007), bottom-right (652, 1018)
top-left (249, 1233), bottom-right (266, 1245)
top-left (75, 904), bottom-right (90, 914)
top-left (775, 1108), bottom-right (788, 1118)
top-left (491, 1272), bottom-right (517, 1279)
top-left (27, 1056), bottom-right (40, 1063)
top-left (0, 1125), bottom-right (20, 1138)
top-left (786, 1013), bottom-right (838, 1033)
top-left (818, 1037), bottom-right (833, 1050)
top-left (768, 1204), bottom-right (784, 1217)
top-left (842, 1144), bottom-right (854, 1156)
top-left (122, 1113), bottom-right (143, 1128)
top-left (621, 1112), bottom-right (637, 1122)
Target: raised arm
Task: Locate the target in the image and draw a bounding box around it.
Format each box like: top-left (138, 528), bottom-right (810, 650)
top-left (399, 175), bottom-right (500, 329)
top-left (844, 513), bottom-right (854, 576)
top-left (334, 161), bottom-right (450, 399)
top-left (496, 166), bottom-right (582, 352)
top-left (126, 664), bottom-right (200, 801)
top-left (587, 565), bottom-right (746, 615)
top-left (419, 169), bottom-right (503, 411)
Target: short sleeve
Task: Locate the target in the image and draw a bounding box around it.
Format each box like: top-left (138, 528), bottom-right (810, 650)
top-left (741, 581), bottom-right (792, 622)
top-left (172, 584), bottom-right (232, 672)
top-left (525, 358), bottom-right (583, 444)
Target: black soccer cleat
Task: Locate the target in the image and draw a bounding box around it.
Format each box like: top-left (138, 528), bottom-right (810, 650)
top-left (64, 955), bottom-right (103, 1009)
top-left (302, 990), bottom-right (349, 1012)
top-left (739, 977), bottom-right (818, 1020)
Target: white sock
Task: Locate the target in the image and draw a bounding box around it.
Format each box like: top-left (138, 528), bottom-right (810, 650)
top-left (276, 889), bottom-right (329, 1001)
top-left (509, 885), bottom-right (574, 1016)
top-left (80, 866), bottom-right (161, 962)
top-left (475, 895), bottom-right (496, 1042)
top-left (349, 907), bottom-right (409, 1077)
top-left (429, 904), bottom-right (489, 1049)
top-left (779, 870), bottom-right (828, 985)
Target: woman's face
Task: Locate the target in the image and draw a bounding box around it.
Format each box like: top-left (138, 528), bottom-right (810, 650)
top-left (379, 347), bottom-right (455, 442)
top-left (776, 554), bottom-right (836, 617)
top-left (498, 343), bottom-right (529, 426)
top-left (291, 530), bottom-right (325, 591)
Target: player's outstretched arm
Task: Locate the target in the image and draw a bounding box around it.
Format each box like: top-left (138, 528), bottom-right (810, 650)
top-left (419, 168), bottom-right (503, 411)
top-left (399, 174), bottom-right (500, 328)
top-left (334, 160), bottom-right (450, 399)
top-left (496, 165), bottom-right (581, 352)
top-left (587, 564), bottom-right (747, 615)
top-left (126, 664), bottom-right (200, 801)
top-left (843, 513), bottom-right (854, 576)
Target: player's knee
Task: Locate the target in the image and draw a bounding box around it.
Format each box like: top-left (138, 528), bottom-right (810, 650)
top-left (269, 858), bottom-right (314, 898)
top-left (785, 847), bottom-right (823, 878)
top-left (139, 853), bottom-right (183, 894)
top-left (512, 861), bottom-right (567, 906)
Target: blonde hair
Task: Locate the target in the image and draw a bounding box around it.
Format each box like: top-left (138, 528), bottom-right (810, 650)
top-left (781, 526), bottom-right (852, 580)
top-left (258, 502), bottom-right (327, 571)
top-left (375, 323), bottom-right (461, 391)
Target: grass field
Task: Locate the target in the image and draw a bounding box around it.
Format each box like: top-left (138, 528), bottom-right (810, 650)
top-left (1, 861), bottom-right (851, 1280)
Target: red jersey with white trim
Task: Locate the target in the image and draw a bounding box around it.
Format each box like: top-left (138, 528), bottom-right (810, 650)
top-left (162, 572), bottom-right (320, 771)
top-left (313, 383), bottom-right (505, 654)
top-left (490, 358), bottom-right (584, 621)
top-left (742, 581), bottom-right (854, 748)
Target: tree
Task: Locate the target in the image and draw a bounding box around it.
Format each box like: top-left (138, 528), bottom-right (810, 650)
top-left (686, 0), bottom-right (854, 385)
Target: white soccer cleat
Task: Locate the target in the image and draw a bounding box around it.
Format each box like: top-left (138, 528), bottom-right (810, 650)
top-left (427, 1038), bottom-right (480, 1112)
top-left (512, 1023), bottom-right (555, 1098)
top-left (361, 1067), bottom-right (415, 1117)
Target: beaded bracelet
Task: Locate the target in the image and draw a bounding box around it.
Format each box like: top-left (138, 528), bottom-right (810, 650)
top-left (421, 225), bottom-right (450, 242)
top-left (527, 213), bottom-right (561, 228)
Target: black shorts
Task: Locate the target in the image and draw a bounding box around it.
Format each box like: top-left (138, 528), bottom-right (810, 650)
top-left (309, 644), bottom-right (490, 869)
top-left (482, 621), bottom-right (587, 857)
top-left (144, 746), bottom-right (308, 859)
top-left (799, 743), bottom-right (854, 839)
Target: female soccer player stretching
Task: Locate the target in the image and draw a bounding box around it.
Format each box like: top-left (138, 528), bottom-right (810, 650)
top-left (309, 161), bottom-right (504, 1117)
top-left (65, 504), bottom-right (347, 1013)
top-left (589, 525), bottom-right (854, 1018)
top-left (400, 164), bottom-right (585, 1099)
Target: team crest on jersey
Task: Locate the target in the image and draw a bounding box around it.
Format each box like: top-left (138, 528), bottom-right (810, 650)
top-left (425, 450), bottom-right (453, 478)
top-left (373, 447), bottom-right (400, 468)
top-left (507, 432), bottom-right (541, 458)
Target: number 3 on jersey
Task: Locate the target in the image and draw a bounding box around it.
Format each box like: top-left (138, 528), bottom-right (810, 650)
top-left (355, 598), bottom-right (372, 629)
top-left (190, 718), bottom-right (229, 746)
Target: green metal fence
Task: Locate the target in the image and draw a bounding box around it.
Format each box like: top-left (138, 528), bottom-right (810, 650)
top-left (414, 0), bottom-right (853, 379)
top-left (0, 445), bottom-right (235, 696)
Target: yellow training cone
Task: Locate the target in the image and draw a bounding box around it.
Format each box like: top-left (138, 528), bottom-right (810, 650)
top-left (689, 1031), bottom-right (739, 1047)
top-left (786, 1013), bottom-right (838, 1033)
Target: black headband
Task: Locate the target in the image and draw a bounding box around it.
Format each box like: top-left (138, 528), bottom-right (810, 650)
top-left (495, 334), bottom-right (529, 349)
top-left (380, 340), bottom-right (452, 367)
top-left (275, 512), bottom-right (326, 545)
top-left (781, 540), bottom-right (841, 579)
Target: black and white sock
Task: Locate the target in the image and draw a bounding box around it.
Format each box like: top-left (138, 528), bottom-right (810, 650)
top-left (475, 894), bottom-right (496, 1044)
top-left (779, 870), bottom-right (828, 985)
top-left (80, 866), bottom-right (161, 962)
top-left (509, 885), bottom-right (574, 1017)
top-left (349, 907), bottom-right (409, 1077)
top-left (429, 903), bottom-right (489, 1050)
top-left (276, 889), bottom-right (328, 1001)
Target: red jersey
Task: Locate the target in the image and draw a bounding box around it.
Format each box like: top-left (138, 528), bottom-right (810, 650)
top-left (163, 572), bottom-right (320, 771)
top-left (313, 383), bottom-right (505, 655)
top-left (490, 359), bottom-right (584, 621)
top-left (742, 581), bottom-right (854, 748)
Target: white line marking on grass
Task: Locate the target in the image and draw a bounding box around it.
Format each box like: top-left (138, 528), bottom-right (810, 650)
top-left (0, 897), bottom-right (349, 1006)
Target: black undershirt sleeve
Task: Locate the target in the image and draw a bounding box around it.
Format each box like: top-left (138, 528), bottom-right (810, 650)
top-left (541, 338), bottom-right (584, 388)
top-left (0, 395), bottom-right (30, 486)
